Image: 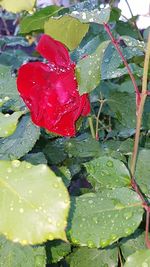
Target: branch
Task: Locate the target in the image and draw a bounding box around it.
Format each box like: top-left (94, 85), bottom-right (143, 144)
top-left (103, 23), bottom-right (141, 110)
top-left (130, 33), bottom-right (150, 176)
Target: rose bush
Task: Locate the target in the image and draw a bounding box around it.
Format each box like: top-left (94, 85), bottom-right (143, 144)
top-left (17, 34), bottom-right (90, 137)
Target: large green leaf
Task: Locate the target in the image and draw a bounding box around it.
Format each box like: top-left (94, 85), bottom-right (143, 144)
top-left (0, 0), bottom-right (35, 13)
top-left (135, 149), bottom-right (150, 197)
top-left (68, 188), bottom-right (143, 248)
top-left (76, 41), bottom-right (109, 95)
top-left (67, 247), bottom-right (118, 267)
top-left (20, 6), bottom-right (63, 34)
top-left (84, 156), bottom-right (130, 190)
top-left (0, 160), bottom-right (70, 244)
top-left (124, 250), bottom-right (150, 267)
top-left (64, 133), bottom-right (102, 158)
top-left (0, 236), bottom-right (46, 267)
top-left (0, 111), bottom-right (24, 138)
top-left (0, 64), bottom-right (22, 108)
top-left (120, 230), bottom-right (147, 260)
top-left (70, 7), bottom-right (110, 24)
top-left (0, 115), bottom-right (40, 160)
top-left (44, 15), bottom-right (89, 50)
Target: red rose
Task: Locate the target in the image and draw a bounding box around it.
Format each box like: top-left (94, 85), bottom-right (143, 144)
top-left (17, 34), bottom-right (90, 137)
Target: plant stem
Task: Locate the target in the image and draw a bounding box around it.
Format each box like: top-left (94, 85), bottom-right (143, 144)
top-left (95, 98), bottom-right (106, 140)
top-left (130, 33), bottom-right (150, 176)
top-left (145, 209), bottom-right (150, 249)
top-left (88, 117), bottom-right (95, 139)
top-left (103, 23), bottom-right (141, 109)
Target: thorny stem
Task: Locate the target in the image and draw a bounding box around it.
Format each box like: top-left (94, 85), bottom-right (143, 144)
top-left (104, 22), bottom-right (150, 248)
top-left (125, 0), bottom-right (143, 41)
top-left (131, 33), bottom-right (150, 249)
top-left (103, 23), bottom-right (141, 110)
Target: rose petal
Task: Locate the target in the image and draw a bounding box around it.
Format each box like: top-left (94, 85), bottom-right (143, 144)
top-left (81, 94), bottom-right (91, 116)
top-left (50, 111), bottom-right (76, 137)
top-left (36, 34), bottom-right (71, 68)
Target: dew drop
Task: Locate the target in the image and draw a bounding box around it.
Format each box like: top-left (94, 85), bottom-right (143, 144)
top-left (82, 12), bottom-right (86, 20)
top-left (11, 160), bottom-right (21, 168)
top-left (124, 211), bottom-right (133, 220)
top-left (87, 240), bottom-right (95, 248)
top-left (19, 208), bottom-right (24, 213)
top-left (4, 96), bottom-right (10, 101)
top-left (106, 160), bottom-right (113, 167)
top-left (7, 168), bottom-right (12, 173)
top-left (125, 227), bottom-right (132, 235)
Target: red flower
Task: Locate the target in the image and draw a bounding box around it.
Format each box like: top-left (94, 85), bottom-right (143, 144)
top-left (17, 34), bottom-right (90, 137)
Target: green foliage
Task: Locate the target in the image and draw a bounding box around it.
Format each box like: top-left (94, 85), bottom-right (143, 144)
top-left (68, 188), bottom-right (143, 248)
top-left (76, 41), bottom-right (109, 95)
top-left (0, 160), bottom-right (69, 244)
top-left (84, 156), bottom-right (130, 190)
top-left (0, 65), bottom-right (22, 109)
top-left (0, 0), bottom-right (36, 13)
top-left (44, 15), bottom-right (89, 50)
top-left (135, 149), bottom-right (150, 197)
top-left (47, 240), bottom-right (71, 263)
top-left (67, 246), bottom-right (118, 267)
top-left (0, 236), bottom-right (46, 267)
top-left (20, 6), bottom-right (63, 34)
top-left (70, 7), bottom-right (111, 24)
top-left (124, 250), bottom-right (150, 267)
top-left (0, 1), bottom-right (149, 266)
top-left (0, 111), bottom-right (24, 137)
top-left (0, 115), bottom-right (40, 160)
top-left (120, 230), bottom-right (147, 259)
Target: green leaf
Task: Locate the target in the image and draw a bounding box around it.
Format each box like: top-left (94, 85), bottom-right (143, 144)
top-left (68, 188), bottom-right (143, 248)
top-left (108, 92), bottom-right (136, 128)
top-left (0, 0), bottom-right (36, 13)
top-left (22, 152), bottom-right (47, 165)
top-left (67, 246), bottom-right (118, 267)
top-left (0, 64), bottom-right (22, 108)
top-left (0, 160), bottom-right (70, 244)
top-left (0, 50), bottom-right (32, 71)
top-left (101, 42), bottom-right (143, 80)
top-left (20, 6), bottom-right (63, 34)
top-left (76, 41), bottom-right (109, 95)
top-left (44, 15), bottom-right (89, 50)
top-left (84, 156), bottom-right (130, 190)
top-left (0, 236), bottom-right (46, 267)
top-left (0, 111), bottom-right (24, 138)
top-left (122, 36), bottom-right (145, 51)
top-left (70, 7), bottom-right (110, 24)
top-left (64, 133), bottom-right (102, 158)
top-left (124, 250), bottom-right (150, 267)
top-left (55, 166), bottom-right (72, 187)
top-left (47, 240), bottom-right (71, 263)
top-left (120, 230), bottom-right (147, 260)
top-left (116, 21), bottom-right (140, 39)
top-left (43, 138), bottom-right (67, 165)
top-left (135, 149), bottom-right (150, 197)
top-left (0, 115), bottom-right (40, 160)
